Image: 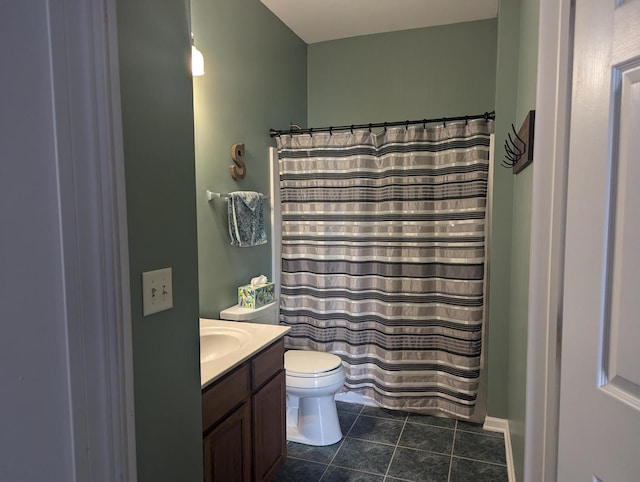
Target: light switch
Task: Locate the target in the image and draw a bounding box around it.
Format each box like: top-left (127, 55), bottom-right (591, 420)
top-left (142, 267), bottom-right (173, 316)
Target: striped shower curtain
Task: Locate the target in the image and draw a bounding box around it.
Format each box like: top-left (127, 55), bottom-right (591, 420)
top-left (275, 119), bottom-right (492, 418)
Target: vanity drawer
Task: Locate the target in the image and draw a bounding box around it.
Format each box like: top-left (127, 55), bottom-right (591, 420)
top-left (202, 364), bottom-right (250, 433)
top-left (251, 338), bottom-right (284, 389)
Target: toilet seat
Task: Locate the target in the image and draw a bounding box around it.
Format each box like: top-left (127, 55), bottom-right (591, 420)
top-left (285, 350), bottom-right (343, 378)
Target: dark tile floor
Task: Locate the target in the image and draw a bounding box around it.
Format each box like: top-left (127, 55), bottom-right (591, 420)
top-left (273, 401), bottom-right (508, 482)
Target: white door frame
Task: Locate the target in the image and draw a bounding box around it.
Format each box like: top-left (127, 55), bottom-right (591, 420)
top-left (51, 0), bottom-right (137, 479)
top-left (524, 0), bottom-right (573, 480)
top-left (51, 0), bottom-right (579, 479)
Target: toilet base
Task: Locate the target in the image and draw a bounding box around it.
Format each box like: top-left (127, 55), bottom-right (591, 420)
top-left (286, 395), bottom-right (342, 446)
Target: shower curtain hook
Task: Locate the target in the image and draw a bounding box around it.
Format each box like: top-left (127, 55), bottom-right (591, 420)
top-left (465, 115), bottom-right (468, 126)
top-left (443, 117), bottom-right (447, 128)
top-left (309, 128), bottom-right (313, 137)
top-left (329, 126), bottom-right (333, 136)
top-left (383, 122), bottom-right (387, 133)
top-left (350, 125), bottom-right (354, 134)
top-left (423, 119), bottom-right (427, 130)
top-left (405, 120), bottom-right (409, 131)
top-left (368, 123), bottom-right (372, 133)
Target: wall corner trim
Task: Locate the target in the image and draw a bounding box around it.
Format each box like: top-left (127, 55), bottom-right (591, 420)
top-left (483, 417), bottom-right (517, 482)
top-left (51, 0), bottom-right (137, 479)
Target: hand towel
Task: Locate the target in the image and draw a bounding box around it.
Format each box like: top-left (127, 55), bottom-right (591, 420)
top-left (227, 191), bottom-right (267, 247)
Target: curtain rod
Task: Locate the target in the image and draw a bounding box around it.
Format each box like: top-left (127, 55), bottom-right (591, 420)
top-left (269, 111), bottom-right (495, 138)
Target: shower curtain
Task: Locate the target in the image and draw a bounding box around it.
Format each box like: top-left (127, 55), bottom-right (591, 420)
top-left (275, 119), bottom-right (492, 418)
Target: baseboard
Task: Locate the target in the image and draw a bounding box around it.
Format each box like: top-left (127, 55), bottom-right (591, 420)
top-left (483, 417), bottom-right (516, 482)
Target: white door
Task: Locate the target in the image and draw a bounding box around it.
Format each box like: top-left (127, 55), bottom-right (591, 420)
top-left (557, 0), bottom-right (640, 480)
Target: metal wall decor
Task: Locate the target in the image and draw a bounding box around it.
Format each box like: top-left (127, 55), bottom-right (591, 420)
top-left (503, 110), bottom-right (535, 174)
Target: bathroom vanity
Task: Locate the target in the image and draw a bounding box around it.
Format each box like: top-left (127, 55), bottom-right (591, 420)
top-left (200, 319), bottom-right (289, 482)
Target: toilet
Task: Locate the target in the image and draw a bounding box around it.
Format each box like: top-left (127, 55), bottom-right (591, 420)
top-left (220, 302), bottom-right (346, 446)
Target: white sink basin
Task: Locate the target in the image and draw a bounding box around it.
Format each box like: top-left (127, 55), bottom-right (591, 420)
top-left (200, 326), bottom-right (251, 363)
top-left (199, 318), bottom-right (290, 388)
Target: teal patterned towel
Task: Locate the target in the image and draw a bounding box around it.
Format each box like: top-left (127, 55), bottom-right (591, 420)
top-left (228, 191), bottom-right (267, 247)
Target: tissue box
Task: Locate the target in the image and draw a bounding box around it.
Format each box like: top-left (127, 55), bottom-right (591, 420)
top-left (238, 282), bottom-right (275, 308)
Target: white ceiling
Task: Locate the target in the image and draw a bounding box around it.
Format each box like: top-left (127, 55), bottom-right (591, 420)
top-left (259, 0), bottom-right (499, 44)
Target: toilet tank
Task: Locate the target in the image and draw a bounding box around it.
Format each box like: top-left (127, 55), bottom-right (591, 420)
top-left (219, 301), bottom-right (279, 324)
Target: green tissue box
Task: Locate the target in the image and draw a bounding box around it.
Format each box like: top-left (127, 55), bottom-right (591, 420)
top-left (238, 282), bottom-right (275, 308)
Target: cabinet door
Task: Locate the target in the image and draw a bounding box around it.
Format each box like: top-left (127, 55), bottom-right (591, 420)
top-left (204, 402), bottom-right (251, 482)
top-left (252, 370), bottom-right (286, 482)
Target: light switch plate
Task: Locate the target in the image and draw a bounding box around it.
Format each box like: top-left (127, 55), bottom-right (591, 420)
top-left (142, 267), bottom-right (173, 316)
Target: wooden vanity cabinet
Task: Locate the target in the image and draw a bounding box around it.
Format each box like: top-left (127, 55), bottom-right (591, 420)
top-left (203, 402), bottom-right (252, 482)
top-left (202, 338), bottom-right (286, 482)
top-left (251, 341), bottom-right (287, 482)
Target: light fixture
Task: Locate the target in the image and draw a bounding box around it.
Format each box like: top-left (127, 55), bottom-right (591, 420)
top-left (191, 33), bottom-right (204, 77)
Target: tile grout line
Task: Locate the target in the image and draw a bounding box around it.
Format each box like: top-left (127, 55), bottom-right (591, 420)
top-left (451, 423), bottom-right (509, 468)
top-left (393, 444), bottom-right (454, 457)
top-left (447, 420), bottom-right (458, 482)
top-left (456, 428), bottom-right (503, 438)
top-left (451, 454), bottom-right (508, 466)
top-left (347, 437), bottom-right (398, 448)
top-left (330, 462), bottom-right (397, 478)
top-left (382, 412), bottom-right (408, 481)
top-left (318, 437), bottom-right (346, 481)
top-left (319, 403), bottom-right (366, 481)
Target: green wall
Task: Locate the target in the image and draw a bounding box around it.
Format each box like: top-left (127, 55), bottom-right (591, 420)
top-left (508, 0), bottom-right (539, 478)
top-left (508, 168), bottom-right (533, 480)
top-left (488, 0), bottom-right (520, 421)
top-left (307, 19), bottom-right (498, 126)
top-left (192, 0), bottom-right (307, 318)
top-left (491, 0), bottom-right (540, 479)
top-left (116, 1), bottom-right (203, 480)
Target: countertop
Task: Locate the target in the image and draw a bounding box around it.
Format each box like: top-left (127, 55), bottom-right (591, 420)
top-left (200, 318), bottom-right (289, 389)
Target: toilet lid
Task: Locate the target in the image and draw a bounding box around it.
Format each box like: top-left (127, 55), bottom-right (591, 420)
top-left (285, 350), bottom-right (343, 376)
